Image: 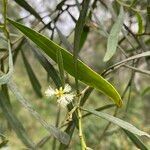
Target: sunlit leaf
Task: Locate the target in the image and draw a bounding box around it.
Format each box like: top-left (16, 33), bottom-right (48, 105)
top-left (8, 18), bottom-right (122, 107)
top-left (136, 12), bottom-right (144, 34)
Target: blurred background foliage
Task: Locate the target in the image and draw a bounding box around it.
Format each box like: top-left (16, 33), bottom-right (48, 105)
top-left (0, 0), bottom-right (150, 149)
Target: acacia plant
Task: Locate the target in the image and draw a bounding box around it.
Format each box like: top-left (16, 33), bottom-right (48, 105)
top-left (0, 0), bottom-right (150, 149)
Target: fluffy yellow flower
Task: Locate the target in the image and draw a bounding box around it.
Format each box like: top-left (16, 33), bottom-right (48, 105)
top-left (45, 84), bottom-right (74, 107)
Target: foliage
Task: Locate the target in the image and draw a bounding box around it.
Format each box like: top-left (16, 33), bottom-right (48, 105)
top-left (0, 0), bottom-right (150, 149)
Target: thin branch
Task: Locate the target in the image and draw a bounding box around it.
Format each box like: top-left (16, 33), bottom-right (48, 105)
top-left (123, 64), bottom-right (150, 76)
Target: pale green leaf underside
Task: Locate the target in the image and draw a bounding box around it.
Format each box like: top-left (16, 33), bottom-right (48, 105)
top-left (82, 108), bottom-right (150, 138)
top-left (104, 6), bottom-right (124, 62)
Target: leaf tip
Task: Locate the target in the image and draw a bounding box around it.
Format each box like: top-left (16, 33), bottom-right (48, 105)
top-left (103, 55), bottom-right (110, 62)
top-left (103, 48), bottom-right (115, 62)
top-left (117, 99), bottom-right (123, 107)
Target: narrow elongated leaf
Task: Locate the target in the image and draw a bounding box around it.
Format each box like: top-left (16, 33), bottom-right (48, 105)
top-left (7, 80), bottom-right (70, 145)
top-left (36, 135), bottom-right (51, 148)
top-left (130, 0), bottom-right (138, 7)
top-left (79, 25), bottom-right (90, 50)
top-left (0, 91), bottom-right (35, 148)
top-left (56, 27), bottom-right (73, 51)
top-left (8, 18), bottom-right (122, 107)
top-left (80, 87), bottom-right (93, 106)
top-left (136, 13), bottom-right (144, 34)
top-left (103, 6), bottom-right (124, 62)
top-left (29, 44), bottom-right (61, 88)
top-left (1, 60), bottom-right (11, 108)
top-left (57, 49), bottom-right (65, 87)
top-left (13, 38), bottom-right (25, 64)
top-left (81, 108), bottom-right (150, 138)
top-left (14, 0), bottom-right (42, 21)
top-left (73, 0), bottom-right (90, 92)
top-left (59, 123), bottom-right (76, 150)
top-left (141, 86), bottom-right (150, 96)
top-left (21, 50), bottom-right (42, 97)
top-left (74, 0), bottom-right (90, 52)
top-left (0, 41), bottom-right (13, 85)
top-left (123, 129), bottom-right (148, 150)
top-left (83, 104), bottom-right (115, 118)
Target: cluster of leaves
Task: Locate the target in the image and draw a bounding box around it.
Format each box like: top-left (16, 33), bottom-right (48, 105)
top-left (0, 0), bottom-right (150, 149)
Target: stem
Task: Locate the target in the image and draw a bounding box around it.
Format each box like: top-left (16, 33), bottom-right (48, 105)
top-left (78, 108), bottom-right (87, 150)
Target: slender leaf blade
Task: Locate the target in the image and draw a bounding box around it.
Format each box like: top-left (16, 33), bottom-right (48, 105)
top-left (80, 87), bottom-right (93, 106)
top-left (56, 27), bottom-right (73, 51)
top-left (103, 6), bottom-right (124, 62)
top-left (29, 44), bottom-right (61, 88)
top-left (83, 104), bottom-right (115, 118)
top-left (141, 86), bottom-right (150, 96)
top-left (82, 108), bottom-right (150, 138)
top-left (130, 0), bottom-right (138, 7)
top-left (13, 38), bottom-right (25, 64)
top-left (79, 25), bottom-right (90, 50)
top-left (57, 49), bottom-right (65, 87)
top-left (74, 0), bottom-right (90, 52)
top-left (14, 0), bottom-right (42, 21)
top-left (73, 0), bottom-right (90, 93)
top-left (0, 91), bottom-right (35, 148)
top-left (0, 41), bottom-right (13, 85)
top-left (59, 123), bottom-right (75, 150)
top-left (123, 129), bottom-right (148, 150)
top-left (8, 18), bottom-right (123, 107)
top-left (136, 12), bottom-right (144, 34)
top-left (21, 50), bottom-right (42, 97)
